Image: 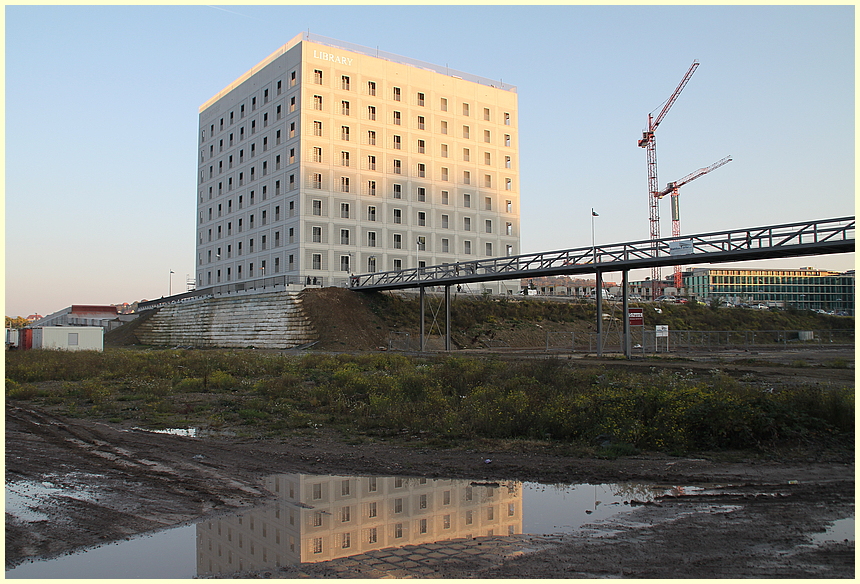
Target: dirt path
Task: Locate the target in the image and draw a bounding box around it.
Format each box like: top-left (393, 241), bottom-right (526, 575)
top-left (5, 402), bottom-right (853, 578)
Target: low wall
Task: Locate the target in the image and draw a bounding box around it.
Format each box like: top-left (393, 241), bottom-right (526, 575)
top-left (134, 291), bottom-right (317, 349)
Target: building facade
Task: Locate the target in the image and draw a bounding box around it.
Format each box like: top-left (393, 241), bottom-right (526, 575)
top-left (196, 33), bottom-right (520, 294)
top-left (684, 266), bottom-right (855, 314)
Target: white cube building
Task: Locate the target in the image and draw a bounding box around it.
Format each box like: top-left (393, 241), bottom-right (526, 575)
top-left (196, 33), bottom-right (520, 293)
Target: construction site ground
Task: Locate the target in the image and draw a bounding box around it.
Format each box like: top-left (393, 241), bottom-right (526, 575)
top-left (7, 289), bottom-right (855, 578)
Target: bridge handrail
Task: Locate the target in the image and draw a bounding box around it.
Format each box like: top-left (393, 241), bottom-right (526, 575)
top-left (350, 216), bottom-right (855, 289)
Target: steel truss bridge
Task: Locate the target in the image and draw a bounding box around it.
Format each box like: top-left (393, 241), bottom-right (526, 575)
top-left (348, 216), bottom-right (855, 356)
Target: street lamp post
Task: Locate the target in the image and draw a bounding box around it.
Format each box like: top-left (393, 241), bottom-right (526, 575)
top-left (169, 270), bottom-right (174, 296)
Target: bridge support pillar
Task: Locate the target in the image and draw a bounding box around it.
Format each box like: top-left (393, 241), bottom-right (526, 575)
top-left (419, 286), bottom-right (426, 352)
top-left (622, 270), bottom-right (630, 358)
top-left (596, 270), bottom-right (603, 357)
top-left (445, 285), bottom-right (452, 351)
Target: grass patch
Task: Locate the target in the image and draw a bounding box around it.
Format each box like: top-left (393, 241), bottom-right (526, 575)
top-left (5, 349), bottom-right (854, 455)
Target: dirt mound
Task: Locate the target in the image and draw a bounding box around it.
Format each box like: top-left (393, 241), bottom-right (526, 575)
top-left (300, 288), bottom-right (390, 350)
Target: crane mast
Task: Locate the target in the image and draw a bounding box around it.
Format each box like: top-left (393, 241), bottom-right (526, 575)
top-left (638, 60), bottom-right (699, 297)
top-left (660, 155), bottom-right (733, 288)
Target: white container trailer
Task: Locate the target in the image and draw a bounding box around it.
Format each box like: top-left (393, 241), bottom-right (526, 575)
top-left (31, 326), bottom-right (104, 352)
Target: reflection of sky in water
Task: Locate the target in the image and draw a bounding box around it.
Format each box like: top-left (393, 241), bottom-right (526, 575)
top-left (522, 482), bottom-right (669, 534)
top-left (6, 474), bottom-right (853, 579)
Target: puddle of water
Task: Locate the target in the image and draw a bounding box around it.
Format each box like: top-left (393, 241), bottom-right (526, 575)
top-left (810, 516), bottom-right (854, 544)
top-left (0, 472), bottom-right (756, 579)
top-left (131, 427), bottom-right (235, 438)
top-left (6, 475), bottom-right (101, 523)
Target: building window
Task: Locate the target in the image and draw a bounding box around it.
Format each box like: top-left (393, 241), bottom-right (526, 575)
top-left (313, 120), bottom-right (323, 136)
top-left (367, 155), bottom-right (376, 170)
top-left (312, 199), bottom-right (322, 215)
top-left (341, 202), bottom-right (350, 218)
top-left (463, 193), bottom-right (471, 208)
top-left (485, 196), bottom-right (493, 211)
top-left (441, 238), bottom-right (449, 253)
top-left (367, 206), bottom-right (377, 221)
top-left (393, 208), bottom-right (402, 224)
top-left (463, 148), bottom-right (470, 162)
top-left (441, 214), bottom-right (449, 228)
top-left (440, 97), bottom-right (448, 111)
top-left (367, 130), bottom-right (376, 145)
top-left (341, 151), bottom-right (350, 167)
top-left (340, 229), bottom-right (350, 245)
top-left (504, 112), bottom-right (511, 125)
top-left (313, 95), bottom-right (323, 110)
top-left (484, 152), bottom-right (491, 165)
top-left (367, 256), bottom-right (377, 272)
top-left (417, 139), bottom-right (425, 153)
top-left (393, 86), bottom-right (401, 101)
top-left (418, 211), bottom-right (426, 226)
top-left (462, 102), bottom-right (470, 116)
top-left (312, 254), bottom-right (322, 270)
top-left (367, 105), bottom-right (376, 120)
top-left (340, 255), bottom-right (350, 272)
top-left (341, 75), bottom-right (350, 90)
top-left (463, 171), bottom-right (471, 185)
top-left (506, 222), bottom-right (513, 235)
top-left (313, 147), bottom-right (322, 163)
top-left (341, 100), bottom-right (350, 116)
top-left (393, 233), bottom-right (402, 249)
top-left (417, 236), bottom-right (426, 251)
top-left (394, 523), bottom-right (403, 539)
top-left (505, 134), bottom-right (511, 147)
top-left (441, 167), bottom-right (449, 181)
top-left (393, 184), bottom-right (402, 199)
top-left (341, 126), bottom-right (350, 141)
top-left (393, 111), bottom-right (401, 125)
top-left (367, 180), bottom-right (376, 195)
top-left (367, 231), bottom-right (377, 247)
top-left (393, 159), bottom-right (402, 174)
top-left (341, 177), bottom-right (350, 193)
top-left (464, 217), bottom-right (471, 231)
top-left (417, 187), bottom-right (426, 202)
top-left (441, 144), bottom-right (448, 157)
top-left (314, 69), bottom-right (323, 84)
top-left (462, 125), bottom-right (470, 139)
top-left (505, 155), bottom-right (512, 168)
top-left (418, 163), bottom-right (426, 177)
top-left (506, 178), bottom-right (513, 190)
top-left (367, 80), bottom-right (376, 96)
top-left (393, 259), bottom-right (402, 270)
top-left (486, 242), bottom-right (493, 256)
top-left (464, 240), bottom-right (472, 255)
top-left (393, 135), bottom-right (401, 150)
top-left (440, 120), bottom-right (448, 134)
top-left (417, 116), bottom-right (425, 130)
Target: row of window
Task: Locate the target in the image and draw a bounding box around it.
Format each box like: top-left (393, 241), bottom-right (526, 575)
top-left (201, 120), bottom-right (297, 163)
top-left (312, 70), bottom-right (513, 124)
top-left (308, 101), bottom-right (514, 144)
top-left (310, 144), bottom-right (513, 167)
top-left (307, 171), bottom-right (514, 191)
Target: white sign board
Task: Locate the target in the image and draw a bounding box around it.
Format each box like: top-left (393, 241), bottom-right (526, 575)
top-left (669, 239), bottom-right (694, 256)
top-left (655, 325), bottom-right (669, 338)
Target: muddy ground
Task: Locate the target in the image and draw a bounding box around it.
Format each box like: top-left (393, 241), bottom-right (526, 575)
top-left (6, 378), bottom-right (854, 578)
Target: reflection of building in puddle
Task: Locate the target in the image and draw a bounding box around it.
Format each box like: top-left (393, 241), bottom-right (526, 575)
top-left (197, 474), bottom-right (523, 576)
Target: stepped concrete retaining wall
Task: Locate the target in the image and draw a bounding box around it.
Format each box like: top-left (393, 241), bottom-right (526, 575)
top-left (135, 291), bottom-right (317, 349)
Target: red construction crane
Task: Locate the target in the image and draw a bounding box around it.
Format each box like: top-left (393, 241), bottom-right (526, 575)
top-left (659, 155), bottom-right (733, 288)
top-left (638, 60), bottom-right (699, 297)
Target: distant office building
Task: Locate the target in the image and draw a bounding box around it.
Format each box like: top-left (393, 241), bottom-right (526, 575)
top-left (684, 267), bottom-right (855, 313)
top-left (196, 33), bottom-right (521, 294)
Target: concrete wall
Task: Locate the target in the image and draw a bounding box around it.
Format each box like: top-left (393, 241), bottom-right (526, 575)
top-left (135, 291), bottom-right (316, 349)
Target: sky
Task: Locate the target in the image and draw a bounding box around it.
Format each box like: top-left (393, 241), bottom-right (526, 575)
top-left (5, 5), bottom-right (855, 317)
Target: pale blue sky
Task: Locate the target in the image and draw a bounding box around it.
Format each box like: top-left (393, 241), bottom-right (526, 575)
top-left (5, 5), bottom-right (854, 317)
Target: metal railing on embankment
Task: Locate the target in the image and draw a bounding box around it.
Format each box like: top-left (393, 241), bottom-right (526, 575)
top-left (387, 329), bottom-right (854, 353)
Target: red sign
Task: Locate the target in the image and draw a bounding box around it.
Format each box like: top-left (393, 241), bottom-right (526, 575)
top-left (628, 308), bottom-right (644, 326)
